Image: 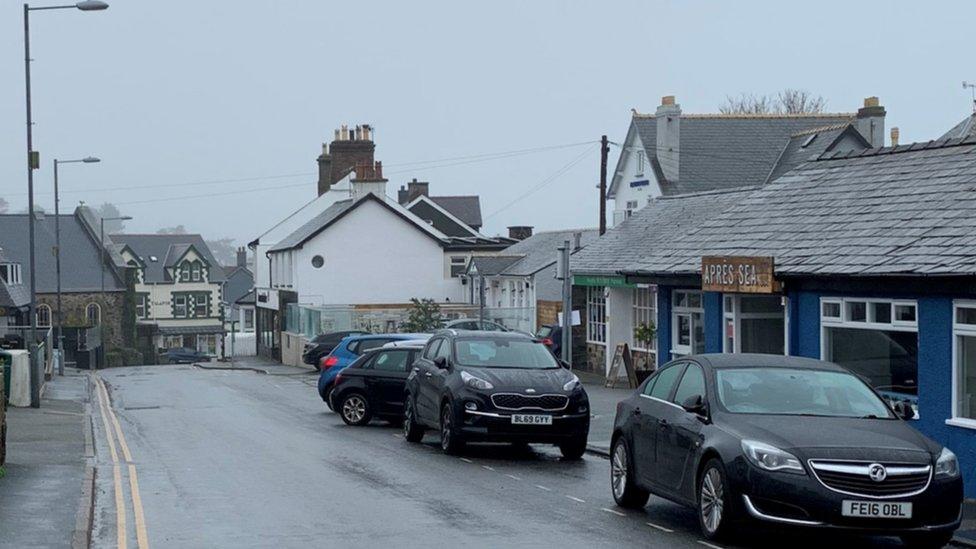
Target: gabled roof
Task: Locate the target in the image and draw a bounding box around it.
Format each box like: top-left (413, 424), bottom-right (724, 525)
top-left (468, 255), bottom-right (524, 276)
top-left (573, 188), bottom-right (758, 277)
top-left (430, 196), bottom-right (482, 228)
top-left (111, 234), bottom-right (226, 284)
top-left (497, 228), bottom-right (600, 277)
top-left (611, 111), bottom-right (856, 197)
top-left (940, 113), bottom-right (976, 140)
top-left (764, 123), bottom-right (871, 184)
top-left (406, 195), bottom-right (481, 237)
top-left (624, 136), bottom-right (976, 277)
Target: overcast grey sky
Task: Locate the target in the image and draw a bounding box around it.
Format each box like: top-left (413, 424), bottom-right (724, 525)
top-left (1, 0), bottom-right (973, 245)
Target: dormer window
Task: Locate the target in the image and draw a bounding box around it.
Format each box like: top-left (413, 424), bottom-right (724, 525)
top-left (0, 263), bottom-right (22, 285)
top-left (191, 262), bottom-right (201, 282)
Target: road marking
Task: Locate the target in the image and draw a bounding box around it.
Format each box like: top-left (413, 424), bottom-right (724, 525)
top-left (601, 507), bottom-right (626, 517)
top-left (459, 458), bottom-right (473, 464)
top-left (535, 485), bottom-right (552, 492)
top-left (481, 465), bottom-right (495, 471)
top-left (646, 521), bottom-right (674, 533)
top-left (128, 464), bottom-right (150, 549)
top-left (94, 377), bottom-right (126, 549)
top-left (565, 495), bottom-right (585, 503)
top-left (391, 433), bottom-right (402, 439)
top-left (698, 541), bottom-right (724, 549)
top-left (505, 474), bottom-right (522, 481)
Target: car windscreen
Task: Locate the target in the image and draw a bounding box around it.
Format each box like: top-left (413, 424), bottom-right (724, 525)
top-left (716, 367), bottom-right (894, 419)
top-left (454, 338), bottom-right (559, 369)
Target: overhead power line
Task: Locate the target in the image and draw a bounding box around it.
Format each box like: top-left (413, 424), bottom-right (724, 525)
top-left (483, 145), bottom-right (597, 221)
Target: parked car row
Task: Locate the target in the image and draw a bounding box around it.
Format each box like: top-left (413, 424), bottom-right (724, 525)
top-left (315, 328), bottom-right (964, 547)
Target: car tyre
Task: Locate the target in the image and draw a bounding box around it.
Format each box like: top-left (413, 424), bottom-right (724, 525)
top-left (439, 402), bottom-right (465, 455)
top-left (402, 397), bottom-right (424, 443)
top-left (610, 437), bottom-right (649, 508)
top-left (558, 438), bottom-right (587, 460)
top-left (324, 385), bottom-right (335, 411)
top-left (698, 458), bottom-right (734, 541)
top-left (338, 392), bottom-right (372, 426)
top-left (899, 532), bottom-right (953, 548)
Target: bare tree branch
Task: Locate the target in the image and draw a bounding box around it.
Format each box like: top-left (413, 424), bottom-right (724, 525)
top-left (720, 89), bottom-right (827, 114)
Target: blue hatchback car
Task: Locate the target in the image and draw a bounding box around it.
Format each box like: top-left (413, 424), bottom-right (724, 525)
top-left (317, 333), bottom-right (428, 409)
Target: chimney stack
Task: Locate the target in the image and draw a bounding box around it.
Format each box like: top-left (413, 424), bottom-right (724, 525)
top-left (236, 247), bottom-right (247, 268)
top-left (350, 160), bottom-right (388, 200)
top-left (656, 95), bottom-right (681, 183)
top-left (856, 96), bottom-right (886, 148)
top-left (406, 178), bottom-right (429, 202)
top-left (573, 231), bottom-right (582, 252)
top-left (316, 143), bottom-right (332, 196)
top-left (397, 185), bottom-right (410, 205)
top-left (317, 122), bottom-right (377, 196)
top-left (507, 226), bottom-right (533, 240)
top-left (890, 127), bottom-right (900, 147)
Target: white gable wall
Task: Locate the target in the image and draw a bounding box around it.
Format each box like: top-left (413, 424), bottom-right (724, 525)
top-left (610, 133), bottom-right (661, 227)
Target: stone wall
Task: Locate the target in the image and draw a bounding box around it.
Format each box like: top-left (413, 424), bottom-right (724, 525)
top-left (37, 292), bottom-right (126, 353)
top-left (583, 343), bottom-right (606, 376)
top-left (536, 300), bottom-right (561, 329)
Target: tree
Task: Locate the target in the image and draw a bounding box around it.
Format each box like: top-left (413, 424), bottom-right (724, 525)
top-left (0, 198), bottom-right (9, 214)
top-left (720, 88), bottom-right (826, 115)
top-left (156, 225), bottom-right (188, 235)
top-left (205, 237), bottom-right (237, 266)
top-left (96, 202), bottom-right (127, 232)
top-left (18, 204), bottom-right (45, 214)
top-left (400, 298), bottom-right (443, 332)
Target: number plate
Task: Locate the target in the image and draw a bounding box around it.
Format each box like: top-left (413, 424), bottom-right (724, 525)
top-left (842, 500), bottom-right (912, 519)
top-left (511, 414), bottom-right (552, 425)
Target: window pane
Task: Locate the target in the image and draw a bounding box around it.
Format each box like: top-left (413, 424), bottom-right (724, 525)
top-left (650, 364), bottom-right (683, 400)
top-left (740, 317), bottom-right (785, 354)
top-left (672, 364), bottom-right (705, 406)
top-left (677, 315), bottom-right (691, 346)
top-left (959, 335), bottom-right (976, 419)
top-left (872, 302), bottom-right (891, 324)
top-left (374, 351), bottom-right (410, 372)
top-left (847, 301), bottom-right (867, 322)
top-left (693, 314), bottom-right (705, 354)
top-left (822, 302), bottom-right (841, 318)
top-left (957, 307), bottom-right (976, 326)
top-left (895, 304), bottom-right (917, 323)
top-left (687, 292), bottom-right (702, 309)
top-left (827, 327), bottom-right (918, 405)
top-left (674, 292), bottom-right (688, 308)
top-left (740, 296), bottom-right (781, 314)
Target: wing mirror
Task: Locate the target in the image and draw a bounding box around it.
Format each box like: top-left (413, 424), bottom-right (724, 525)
top-left (681, 394), bottom-right (708, 417)
top-left (559, 359), bottom-right (571, 370)
top-left (893, 401), bottom-right (915, 420)
top-left (433, 356), bottom-right (449, 370)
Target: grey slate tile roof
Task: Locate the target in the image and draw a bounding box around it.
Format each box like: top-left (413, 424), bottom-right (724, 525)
top-left (572, 188), bottom-right (758, 276)
top-left (940, 113), bottom-right (976, 140)
top-left (0, 213), bottom-right (125, 293)
top-left (764, 124), bottom-right (870, 184)
top-left (469, 255), bottom-right (523, 276)
top-left (112, 233), bottom-right (226, 284)
top-left (628, 113), bottom-right (856, 196)
top-left (268, 199), bottom-right (354, 252)
top-left (626, 137), bottom-right (976, 277)
top-left (498, 229), bottom-right (600, 277)
top-left (430, 196), bottom-right (482, 228)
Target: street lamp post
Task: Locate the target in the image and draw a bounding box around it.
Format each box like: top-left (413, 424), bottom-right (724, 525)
top-left (53, 156), bottom-right (99, 375)
top-left (23, 0), bottom-right (108, 406)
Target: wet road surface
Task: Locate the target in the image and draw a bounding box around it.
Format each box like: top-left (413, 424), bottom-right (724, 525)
top-left (89, 365), bottom-right (909, 548)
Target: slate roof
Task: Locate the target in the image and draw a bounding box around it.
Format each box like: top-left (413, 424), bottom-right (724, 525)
top-left (625, 136), bottom-right (976, 277)
top-left (498, 229), bottom-right (600, 277)
top-left (112, 233), bottom-right (225, 284)
top-left (764, 124), bottom-right (870, 184)
top-left (431, 196), bottom-right (482, 229)
top-left (622, 112), bottom-right (857, 196)
top-left (269, 199), bottom-right (355, 252)
top-left (0, 248), bottom-right (28, 308)
top-left (469, 255), bottom-right (523, 276)
top-left (572, 188), bottom-right (758, 276)
top-left (0, 213), bottom-right (125, 293)
top-left (940, 113), bottom-right (976, 140)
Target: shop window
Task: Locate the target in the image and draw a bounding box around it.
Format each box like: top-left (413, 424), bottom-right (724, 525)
top-left (36, 304), bottom-right (51, 327)
top-left (952, 302), bottom-right (976, 426)
top-left (632, 286), bottom-right (657, 356)
top-left (822, 300), bottom-right (841, 319)
top-left (822, 297), bottom-right (918, 414)
top-left (197, 334), bottom-right (217, 356)
top-left (672, 290), bottom-right (704, 357)
top-left (162, 335), bottom-right (183, 349)
top-left (586, 286), bottom-right (606, 345)
top-left (723, 295), bottom-right (786, 355)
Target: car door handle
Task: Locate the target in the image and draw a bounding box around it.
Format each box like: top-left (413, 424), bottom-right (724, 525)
top-left (425, 372), bottom-right (433, 378)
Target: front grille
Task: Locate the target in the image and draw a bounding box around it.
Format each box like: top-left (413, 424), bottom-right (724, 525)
top-left (809, 461), bottom-right (931, 498)
top-left (490, 393), bottom-right (568, 411)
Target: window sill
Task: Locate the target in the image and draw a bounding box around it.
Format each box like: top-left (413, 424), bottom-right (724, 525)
top-left (586, 341), bottom-right (606, 346)
top-left (945, 418), bottom-right (976, 431)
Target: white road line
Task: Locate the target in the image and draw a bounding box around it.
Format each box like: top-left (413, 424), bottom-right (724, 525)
top-left (697, 541), bottom-right (724, 549)
top-left (565, 496), bottom-right (585, 503)
top-left (459, 458), bottom-right (473, 464)
top-left (391, 433), bottom-right (402, 438)
top-left (601, 507), bottom-right (626, 517)
top-left (505, 474), bottom-right (522, 481)
top-left (535, 485), bottom-right (552, 492)
top-left (645, 521), bottom-right (674, 533)
top-left (481, 465), bottom-right (495, 471)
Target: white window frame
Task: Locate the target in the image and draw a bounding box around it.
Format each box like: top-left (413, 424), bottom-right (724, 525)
top-left (191, 262), bottom-right (202, 282)
top-left (174, 294), bottom-right (188, 317)
top-left (636, 150), bottom-right (645, 176)
top-left (950, 300), bottom-right (976, 430)
top-left (586, 286), bottom-right (607, 345)
top-left (85, 303), bottom-right (101, 326)
top-left (722, 295), bottom-right (789, 355)
top-left (243, 308), bottom-right (255, 331)
top-left (162, 335), bottom-right (183, 349)
top-left (36, 304), bottom-right (51, 327)
top-left (192, 292), bottom-right (208, 317)
top-left (632, 285), bottom-right (657, 357)
top-left (0, 263), bottom-right (22, 285)
top-left (671, 290), bottom-right (703, 358)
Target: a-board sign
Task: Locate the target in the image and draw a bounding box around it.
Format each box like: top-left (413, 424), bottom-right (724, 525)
top-left (605, 343), bottom-right (637, 389)
top-left (701, 256), bottom-right (779, 294)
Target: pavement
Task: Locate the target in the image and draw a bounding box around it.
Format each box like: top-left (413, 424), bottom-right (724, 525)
top-left (0, 368), bottom-right (92, 549)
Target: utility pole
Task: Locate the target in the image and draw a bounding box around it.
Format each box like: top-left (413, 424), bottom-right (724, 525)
top-left (24, 3), bottom-right (40, 408)
top-left (478, 274), bottom-right (485, 323)
top-left (599, 135), bottom-right (608, 236)
top-left (557, 241), bottom-right (572, 366)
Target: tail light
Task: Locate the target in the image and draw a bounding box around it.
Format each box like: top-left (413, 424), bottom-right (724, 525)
top-left (542, 338), bottom-right (553, 346)
top-left (321, 355), bottom-right (339, 371)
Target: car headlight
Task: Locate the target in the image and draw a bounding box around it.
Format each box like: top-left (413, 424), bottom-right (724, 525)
top-left (935, 447), bottom-right (960, 478)
top-left (460, 370), bottom-right (494, 390)
top-left (741, 440), bottom-right (805, 474)
top-left (563, 374), bottom-right (580, 391)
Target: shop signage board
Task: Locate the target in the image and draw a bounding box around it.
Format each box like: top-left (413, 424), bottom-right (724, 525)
top-left (573, 275), bottom-right (634, 288)
top-left (605, 343), bottom-right (637, 389)
top-left (701, 256), bottom-right (779, 294)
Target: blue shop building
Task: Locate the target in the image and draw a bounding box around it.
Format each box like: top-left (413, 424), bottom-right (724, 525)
top-left (575, 136), bottom-right (976, 497)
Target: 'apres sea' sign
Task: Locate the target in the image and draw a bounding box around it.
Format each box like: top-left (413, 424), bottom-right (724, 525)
top-left (701, 256), bottom-right (778, 294)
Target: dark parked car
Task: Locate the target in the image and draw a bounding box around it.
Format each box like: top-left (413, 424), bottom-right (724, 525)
top-left (329, 343), bottom-right (425, 426)
top-left (610, 354), bottom-right (962, 546)
top-left (302, 330), bottom-right (367, 366)
top-left (535, 324), bottom-right (562, 357)
top-left (403, 330), bottom-right (589, 458)
top-left (164, 347), bottom-right (210, 364)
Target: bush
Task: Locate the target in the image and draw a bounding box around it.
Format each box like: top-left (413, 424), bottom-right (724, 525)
top-left (119, 347), bottom-right (143, 366)
top-left (105, 351), bottom-right (124, 368)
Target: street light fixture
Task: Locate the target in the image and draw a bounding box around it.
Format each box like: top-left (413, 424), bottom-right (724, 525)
top-left (23, 0), bottom-right (108, 406)
top-left (53, 156), bottom-right (101, 376)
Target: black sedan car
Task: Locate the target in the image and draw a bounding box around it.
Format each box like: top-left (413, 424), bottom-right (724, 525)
top-left (302, 330), bottom-right (367, 366)
top-left (403, 330), bottom-right (589, 458)
top-left (329, 343), bottom-right (424, 426)
top-left (610, 354), bottom-right (962, 547)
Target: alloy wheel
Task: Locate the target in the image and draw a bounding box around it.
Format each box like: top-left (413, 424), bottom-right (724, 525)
top-left (700, 468), bottom-right (724, 535)
top-left (611, 442), bottom-right (628, 501)
top-left (403, 401), bottom-right (414, 438)
top-left (342, 395), bottom-right (366, 423)
top-left (440, 407), bottom-right (452, 451)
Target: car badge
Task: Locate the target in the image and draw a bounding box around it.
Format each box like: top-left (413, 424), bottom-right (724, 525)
top-left (867, 463), bottom-right (887, 482)
top-left (525, 388), bottom-right (536, 394)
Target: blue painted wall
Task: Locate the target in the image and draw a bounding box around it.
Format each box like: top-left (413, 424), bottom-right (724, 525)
top-left (704, 292), bottom-right (723, 353)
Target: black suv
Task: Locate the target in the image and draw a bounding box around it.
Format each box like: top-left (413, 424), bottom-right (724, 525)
top-left (403, 330), bottom-right (589, 458)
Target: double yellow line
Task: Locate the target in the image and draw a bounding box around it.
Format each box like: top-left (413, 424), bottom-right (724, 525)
top-left (94, 375), bottom-right (150, 549)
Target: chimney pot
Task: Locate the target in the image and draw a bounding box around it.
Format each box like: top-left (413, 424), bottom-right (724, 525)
top-left (890, 127), bottom-right (900, 147)
top-left (864, 96), bottom-right (880, 108)
top-left (507, 226), bottom-right (533, 240)
top-left (661, 95), bottom-right (676, 106)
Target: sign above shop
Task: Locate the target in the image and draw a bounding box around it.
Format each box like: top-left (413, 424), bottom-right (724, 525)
top-left (701, 256), bottom-right (779, 294)
top-left (573, 274), bottom-right (634, 288)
